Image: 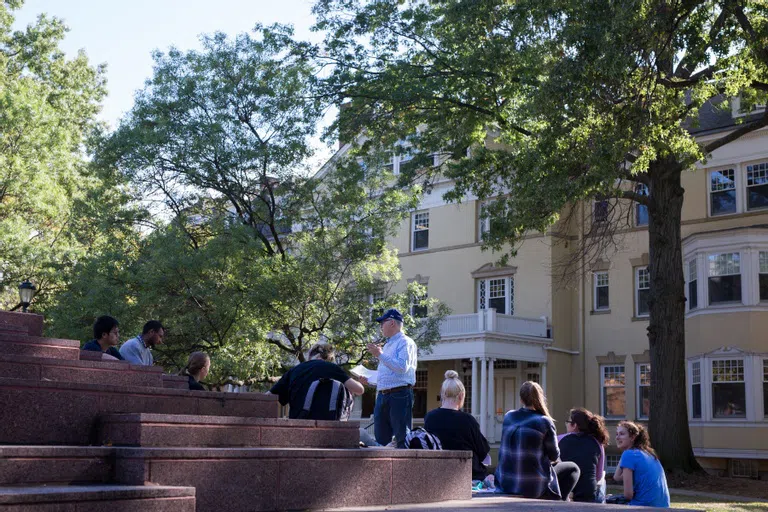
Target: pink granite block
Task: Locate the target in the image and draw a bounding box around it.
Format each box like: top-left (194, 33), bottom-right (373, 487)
top-left (0, 456), bottom-right (112, 485)
top-left (260, 425), bottom-right (359, 448)
top-left (162, 374), bottom-right (188, 389)
top-left (0, 311), bottom-right (43, 336)
top-left (0, 485), bottom-right (196, 512)
top-left (148, 459), bottom-right (280, 512)
top-left (0, 341), bottom-right (79, 360)
top-left (41, 365), bottom-right (162, 388)
top-left (277, 457), bottom-right (393, 510)
top-left (0, 360), bottom-right (41, 381)
top-left (391, 455), bottom-right (472, 504)
top-left (196, 394), bottom-right (278, 418)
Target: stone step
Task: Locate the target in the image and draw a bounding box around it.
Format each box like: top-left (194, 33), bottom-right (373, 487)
top-left (0, 377), bottom-right (278, 445)
top-left (99, 413), bottom-right (360, 448)
top-left (0, 484), bottom-right (195, 511)
top-left (114, 446), bottom-right (472, 512)
top-left (0, 446), bottom-right (114, 486)
top-left (0, 311), bottom-right (43, 337)
top-left (0, 323), bottom-right (28, 335)
top-left (0, 334), bottom-right (81, 360)
top-left (0, 353), bottom-right (165, 388)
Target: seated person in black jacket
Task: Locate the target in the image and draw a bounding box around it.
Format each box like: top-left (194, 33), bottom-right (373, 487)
top-left (82, 315), bottom-right (123, 360)
top-left (424, 370), bottom-right (491, 482)
top-left (268, 343), bottom-right (364, 420)
top-left (181, 351), bottom-right (210, 391)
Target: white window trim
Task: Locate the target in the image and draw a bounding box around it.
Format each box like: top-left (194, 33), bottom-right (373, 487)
top-left (593, 271), bottom-right (610, 311)
top-left (636, 363), bottom-right (651, 420)
top-left (708, 166), bottom-right (741, 218)
top-left (477, 276), bottom-right (514, 316)
top-left (635, 266), bottom-right (650, 318)
top-left (706, 252), bottom-right (743, 307)
top-left (600, 364), bottom-right (626, 419)
top-left (411, 210), bottom-right (429, 252)
top-left (410, 289), bottom-right (428, 318)
top-left (685, 258), bottom-right (699, 312)
top-left (732, 96), bottom-right (766, 118)
top-left (689, 359), bottom-right (703, 421)
top-left (745, 160), bottom-right (768, 213)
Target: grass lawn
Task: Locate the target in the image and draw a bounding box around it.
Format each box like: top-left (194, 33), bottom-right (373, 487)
top-left (669, 494), bottom-right (768, 511)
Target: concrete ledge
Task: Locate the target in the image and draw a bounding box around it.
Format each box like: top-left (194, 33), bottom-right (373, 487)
top-left (100, 413), bottom-right (360, 448)
top-left (0, 378), bottom-right (278, 445)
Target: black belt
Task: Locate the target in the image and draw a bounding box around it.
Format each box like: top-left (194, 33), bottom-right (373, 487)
top-left (380, 385), bottom-right (413, 394)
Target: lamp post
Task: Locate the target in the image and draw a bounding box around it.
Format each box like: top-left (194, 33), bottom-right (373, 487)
top-left (18, 280), bottom-right (35, 313)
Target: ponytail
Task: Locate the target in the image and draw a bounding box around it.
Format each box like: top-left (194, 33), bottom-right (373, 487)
top-left (179, 351), bottom-right (210, 378)
top-left (569, 408), bottom-right (609, 445)
top-left (520, 381), bottom-right (551, 418)
top-left (618, 421), bottom-right (658, 459)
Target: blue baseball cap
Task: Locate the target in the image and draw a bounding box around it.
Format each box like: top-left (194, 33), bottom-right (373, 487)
top-left (375, 308), bottom-right (403, 323)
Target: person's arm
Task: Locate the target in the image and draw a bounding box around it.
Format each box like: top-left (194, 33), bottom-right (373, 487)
top-left (344, 378), bottom-right (365, 396)
top-left (119, 341), bottom-right (141, 365)
top-left (613, 466), bottom-right (624, 482)
top-left (471, 416), bottom-right (491, 461)
top-left (622, 468), bottom-right (634, 500)
top-left (544, 420), bottom-right (560, 462)
top-left (596, 444), bottom-right (605, 481)
top-left (268, 372), bottom-right (290, 405)
top-left (377, 338), bottom-right (410, 373)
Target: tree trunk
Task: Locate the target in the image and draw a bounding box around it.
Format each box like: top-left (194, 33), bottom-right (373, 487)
top-left (646, 159), bottom-right (703, 473)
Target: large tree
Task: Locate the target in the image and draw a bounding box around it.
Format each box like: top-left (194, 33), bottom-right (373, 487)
top-left (0, 0), bottom-right (109, 311)
top-left (313, 0), bottom-right (768, 471)
top-left (83, 25), bottom-right (447, 382)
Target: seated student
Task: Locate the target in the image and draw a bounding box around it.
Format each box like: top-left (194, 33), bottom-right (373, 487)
top-left (180, 351), bottom-right (210, 391)
top-left (119, 320), bottom-right (165, 365)
top-left (268, 343), bottom-right (365, 420)
top-left (613, 421), bottom-right (670, 508)
top-left (82, 315), bottom-right (123, 360)
top-left (424, 370), bottom-right (490, 482)
top-left (558, 408), bottom-right (608, 503)
top-left (495, 381), bottom-right (580, 501)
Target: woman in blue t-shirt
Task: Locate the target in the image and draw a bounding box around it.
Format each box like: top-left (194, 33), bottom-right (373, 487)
top-left (614, 421), bottom-right (670, 508)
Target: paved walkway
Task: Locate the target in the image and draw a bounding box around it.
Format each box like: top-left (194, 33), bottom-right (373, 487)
top-left (324, 495), bottom-right (696, 511)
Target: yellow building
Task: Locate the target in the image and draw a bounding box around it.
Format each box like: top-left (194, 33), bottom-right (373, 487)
top-left (338, 107), bottom-right (768, 479)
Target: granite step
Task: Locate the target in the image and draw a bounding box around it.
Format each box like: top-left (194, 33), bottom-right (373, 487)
top-left (0, 446), bottom-right (114, 486)
top-left (0, 311), bottom-right (43, 337)
top-left (0, 377), bottom-right (278, 445)
top-left (114, 446), bottom-right (472, 512)
top-left (0, 484), bottom-right (195, 511)
top-left (0, 353), bottom-right (165, 388)
top-left (99, 413), bottom-right (360, 448)
top-left (0, 334), bottom-right (81, 360)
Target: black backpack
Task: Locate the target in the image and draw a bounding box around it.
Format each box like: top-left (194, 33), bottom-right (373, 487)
top-left (297, 377), bottom-right (354, 421)
top-left (405, 427), bottom-right (443, 450)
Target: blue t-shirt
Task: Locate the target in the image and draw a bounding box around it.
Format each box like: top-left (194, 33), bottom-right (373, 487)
top-left (619, 449), bottom-right (670, 507)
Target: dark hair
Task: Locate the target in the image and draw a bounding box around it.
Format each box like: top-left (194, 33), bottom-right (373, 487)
top-left (569, 408), bottom-right (609, 445)
top-left (308, 343), bottom-right (335, 362)
top-left (520, 381), bottom-right (551, 418)
top-left (142, 320), bottom-right (164, 334)
top-left (618, 420), bottom-right (658, 459)
top-left (180, 352), bottom-right (210, 377)
top-left (93, 316), bottom-right (119, 340)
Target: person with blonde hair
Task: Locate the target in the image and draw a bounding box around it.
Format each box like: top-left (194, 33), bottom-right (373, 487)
top-left (424, 370), bottom-right (491, 482)
top-left (495, 381), bottom-right (580, 500)
top-left (613, 421), bottom-right (670, 507)
top-left (180, 351), bottom-right (210, 391)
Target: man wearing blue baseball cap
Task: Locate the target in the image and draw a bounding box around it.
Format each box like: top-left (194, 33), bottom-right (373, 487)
top-left (361, 308), bottom-right (418, 448)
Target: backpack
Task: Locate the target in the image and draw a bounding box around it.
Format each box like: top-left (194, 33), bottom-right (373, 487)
top-left (405, 427), bottom-right (443, 450)
top-left (297, 377), bottom-right (354, 421)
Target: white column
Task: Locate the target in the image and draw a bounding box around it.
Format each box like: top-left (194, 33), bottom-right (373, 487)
top-left (479, 357), bottom-right (488, 436)
top-left (487, 358), bottom-right (495, 443)
top-left (541, 363), bottom-right (547, 395)
top-left (471, 357), bottom-right (479, 417)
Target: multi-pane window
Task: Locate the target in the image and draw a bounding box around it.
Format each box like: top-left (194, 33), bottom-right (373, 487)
top-left (687, 259), bottom-right (698, 310)
top-left (635, 267), bottom-right (650, 317)
top-left (605, 455), bottom-right (621, 471)
top-left (635, 184), bottom-right (649, 226)
top-left (708, 253), bottom-right (742, 304)
top-left (462, 374), bottom-right (472, 414)
top-left (601, 365), bottom-right (626, 418)
top-left (710, 169), bottom-right (737, 216)
top-left (712, 359), bottom-right (746, 418)
top-left (691, 361), bottom-right (702, 419)
top-left (412, 211), bottom-right (429, 251)
top-left (760, 252), bottom-right (768, 302)
top-left (763, 360), bottom-right (768, 418)
top-left (413, 369), bottom-right (428, 418)
top-left (398, 150), bottom-right (417, 175)
top-left (410, 290), bottom-right (428, 318)
top-left (478, 277), bottom-right (514, 315)
top-left (527, 373), bottom-right (540, 383)
top-left (495, 359), bottom-right (518, 369)
top-left (746, 162), bottom-right (768, 211)
top-left (594, 199), bottom-right (609, 223)
top-left (637, 364), bottom-right (651, 419)
top-left (594, 272), bottom-right (610, 311)
top-left (370, 289), bottom-right (386, 322)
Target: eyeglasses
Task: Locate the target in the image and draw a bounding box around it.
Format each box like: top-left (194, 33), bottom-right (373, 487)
top-left (566, 420), bottom-right (574, 425)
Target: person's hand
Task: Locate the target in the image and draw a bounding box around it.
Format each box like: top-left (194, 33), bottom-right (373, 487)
top-left (358, 376), bottom-right (369, 386)
top-left (366, 343), bottom-right (383, 357)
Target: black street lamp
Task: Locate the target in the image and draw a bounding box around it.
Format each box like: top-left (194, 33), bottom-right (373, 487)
top-left (18, 280), bottom-right (35, 313)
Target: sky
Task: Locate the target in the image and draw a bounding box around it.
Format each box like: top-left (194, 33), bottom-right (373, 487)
top-left (12, 0), bottom-right (336, 164)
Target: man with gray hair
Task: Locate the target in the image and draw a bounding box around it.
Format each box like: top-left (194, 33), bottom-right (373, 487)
top-left (362, 309), bottom-right (418, 448)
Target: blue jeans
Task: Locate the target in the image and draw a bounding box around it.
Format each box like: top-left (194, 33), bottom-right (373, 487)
top-left (374, 388), bottom-right (413, 448)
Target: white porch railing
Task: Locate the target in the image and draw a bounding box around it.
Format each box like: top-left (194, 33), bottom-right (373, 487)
top-left (440, 309), bottom-right (549, 338)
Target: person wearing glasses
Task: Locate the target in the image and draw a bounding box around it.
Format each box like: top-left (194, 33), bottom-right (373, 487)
top-left (558, 408), bottom-right (609, 503)
top-left (361, 309), bottom-right (417, 448)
